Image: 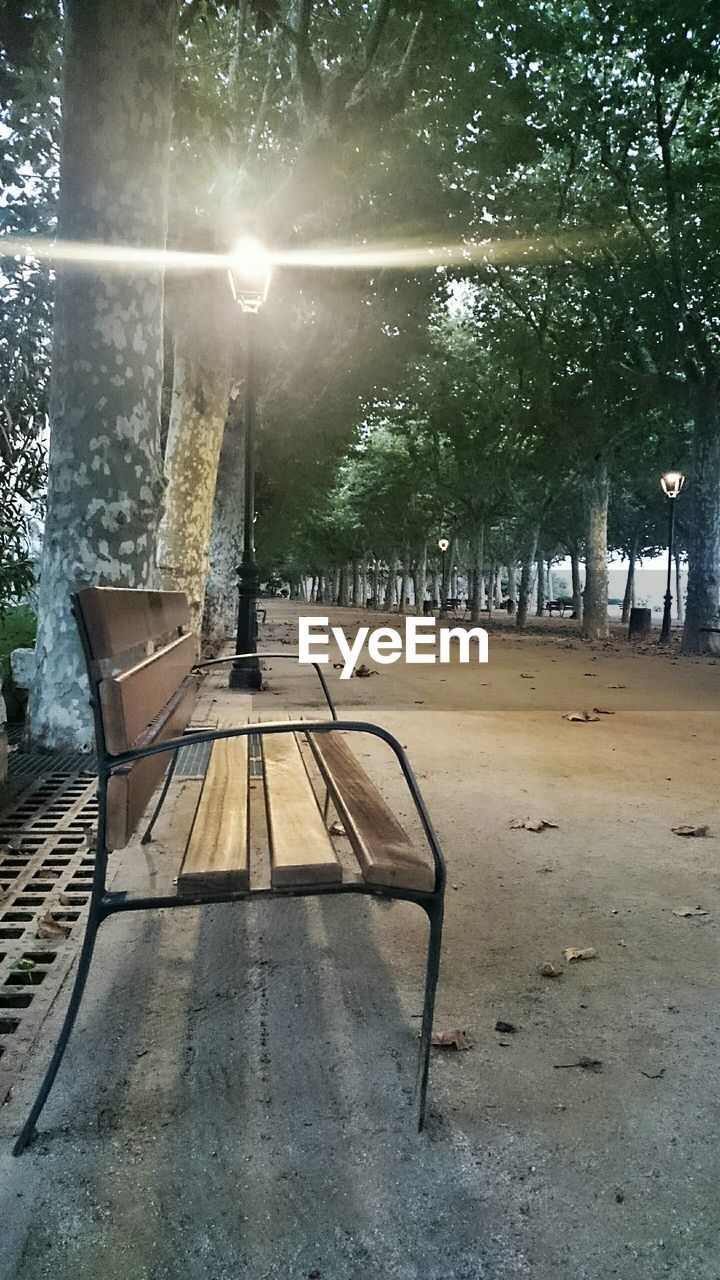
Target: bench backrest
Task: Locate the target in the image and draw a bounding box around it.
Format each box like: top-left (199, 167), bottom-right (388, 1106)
top-left (73, 587), bottom-right (200, 850)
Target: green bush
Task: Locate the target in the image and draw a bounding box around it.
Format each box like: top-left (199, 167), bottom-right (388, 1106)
top-left (0, 606), bottom-right (37, 683)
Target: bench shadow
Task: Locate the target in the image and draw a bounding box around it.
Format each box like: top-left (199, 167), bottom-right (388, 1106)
top-left (4, 889), bottom-right (528, 1279)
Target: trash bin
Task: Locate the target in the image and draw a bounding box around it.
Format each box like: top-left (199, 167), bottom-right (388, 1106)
top-left (628, 607), bottom-right (652, 640)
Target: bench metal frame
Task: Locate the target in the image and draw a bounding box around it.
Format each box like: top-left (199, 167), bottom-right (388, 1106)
top-left (13, 604), bottom-right (446, 1155)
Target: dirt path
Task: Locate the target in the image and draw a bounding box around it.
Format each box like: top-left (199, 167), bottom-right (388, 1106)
top-left (1, 603), bottom-right (718, 1279)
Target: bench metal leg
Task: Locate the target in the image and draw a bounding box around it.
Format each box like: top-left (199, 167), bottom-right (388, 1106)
top-left (141, 749), bottom-right (180, 844)
top-left (416, 896), bottom-right (443, 1132)
top-left (13, 902), bottom-right (103, 1155)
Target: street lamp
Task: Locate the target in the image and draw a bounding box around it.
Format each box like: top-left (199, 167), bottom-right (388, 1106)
top-left (659, 470), bottom-right (685, 645)
top-left (438, 536), bottom-right (449, 616)
top-left (227, 237), bottom-right (272, 690)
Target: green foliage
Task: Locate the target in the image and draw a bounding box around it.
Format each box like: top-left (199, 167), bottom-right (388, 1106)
top-left (0, 1), bottom-right (60, 608)
top-left (0, 605), bottom-right (36, 681)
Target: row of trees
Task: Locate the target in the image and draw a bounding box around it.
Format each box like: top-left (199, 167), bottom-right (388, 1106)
top-left (1, 0), bottom-right (718, 750)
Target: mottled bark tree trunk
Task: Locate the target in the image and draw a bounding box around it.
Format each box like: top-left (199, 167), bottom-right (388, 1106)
top-left (535, 550), bottom-right (546, 616)
top-left (431, 567), bottom-right (440, 607)
top-left (570, 545), bottom-right (583, 622)
top-left (582, 462), bottom-right (610, 640)
top-left (506, 563), bottom-right (517, 613)
top-left (383, 556), bottom-right (396, 611)
top-left (683, 381), bottom-right (720, 653)
top-left (470, 526), bottom-right (485, 624)
top-left (203, 396), bottom-right (243, 648)
top-left (400, 549), bottom-right (411, 612)
top-left (157, 296), bottom-right (231, 631)
top-left (28, 0), bottom-right (177, 749)
top-left (351, 561), bottom-right (361, 607)
top-left (621, 535), bottom-right (638, 625)
top-left (516, 527), bottom-right (540, 628)
top-left (414, 542), bottom-right (427, 614)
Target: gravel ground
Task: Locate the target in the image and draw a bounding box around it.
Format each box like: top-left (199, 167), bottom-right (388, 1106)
top-left (1, 603), bottom-right (719, 1279)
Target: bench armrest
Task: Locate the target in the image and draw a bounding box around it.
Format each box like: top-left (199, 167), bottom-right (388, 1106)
top-left (193, 651), bottom-right (337, 719)
top-left (109, 719), bottom-right (445, 895)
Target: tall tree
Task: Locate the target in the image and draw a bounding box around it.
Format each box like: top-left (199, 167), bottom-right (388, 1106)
top-left (27, 0), bottom-right (177, 748)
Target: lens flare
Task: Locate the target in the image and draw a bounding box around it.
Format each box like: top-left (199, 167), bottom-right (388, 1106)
top-left (0, 231), bottom-right (603, 275)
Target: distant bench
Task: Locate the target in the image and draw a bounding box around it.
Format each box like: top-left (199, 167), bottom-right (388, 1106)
top-left (546, 598), bottom-right (574, 617)
top-left (13, 587), bottom-right (445, 1154)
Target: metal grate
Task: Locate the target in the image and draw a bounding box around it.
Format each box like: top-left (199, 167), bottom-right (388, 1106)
top-left (175, 740), bottom-right (212, 779)
top-left (0, 760), bottom-right (97, 1105)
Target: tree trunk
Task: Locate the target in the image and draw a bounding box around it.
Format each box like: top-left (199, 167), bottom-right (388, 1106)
top-left (400, 549), bottom-right (411, 612)
top-left (352, 561), bottom-right (361, 607)
top-left (675, 551), bottom-right (684, 623)
top-left (431, 567), bottom-right (441, 607)
top-left (582, 462), bottom-right (610, 640)
top-left (203, 396), bottom-right (243, 647)
top-left (546, 558), bottom-right (554, 602)
top-left (516, 527), bottom-right (540, 628)
top-left (470, 526), bottom-right (485, 624)
top-left (331, 567), bottom-right (341, 605)
top-left (383, 555), bottom-right (396, 610)
top-left (621, 535), bottom-right (638, 625)
top-left (535, 549), bottom-right (546, 616)
top-left (506, 563), bottom-right (517, 613)
top-left (570, 545), bottom-right (583, 621)
top-left (414, 542), bottom-right (428, 615)
top-left (156, 296), bottom-right (231, 631)
top-left (683, 381), bottom-right (720, 653)
top-left (28, 0), bottom-right (177, 750)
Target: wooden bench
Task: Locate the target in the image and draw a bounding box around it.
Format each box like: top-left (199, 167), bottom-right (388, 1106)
top-left (14, 587), bottom-right (445, 1154)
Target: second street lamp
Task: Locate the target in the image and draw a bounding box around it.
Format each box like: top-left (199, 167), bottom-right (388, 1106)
top-left (227, 237), bottom-right (272, 690)
top-left (659, 469), bottom-right (685, 645)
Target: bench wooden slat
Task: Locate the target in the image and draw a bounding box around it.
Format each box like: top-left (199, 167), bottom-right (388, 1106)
top-left (307, 732), bottom-right (435, 894)
top-left (106, 679), bottom-right (197, 849)
top-left (99, 632), bottom-right (199, 753)
top-left (75, 586), bottom-right (190, 661)
top-left (178, 735), bottom-right (250, 896)
top-left (263, 733), bottom-right (341, 888)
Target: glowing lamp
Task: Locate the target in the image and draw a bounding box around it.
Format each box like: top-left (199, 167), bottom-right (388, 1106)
top-left (660, 471), bottom-right (685, 499)
top-left (228, 237), bottom-right (272, 312)
top-left (438, 537), bottom-right (450, 553)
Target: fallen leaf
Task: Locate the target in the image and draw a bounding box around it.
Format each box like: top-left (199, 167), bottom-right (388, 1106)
top-left (539, 962), bottom-right (562, 978)
top-left (509, 818), bottom-right (559, 832)
top-left (563, 947), bottom-right (597, 963)
top-left (641, 1068), bottom-right (665, 1079)
top-left (354, 664), bottom-right (379, 678)
top-left (672, 906), bottom-right (709, 917)
top-left (592, 707), bottom-right (615, 715)
top-left (553, 1057), bottom-right (603, 1072)
top-left (12, 957), bottom-right (36, 972)
top-left (37, 912), bottom-right (71, 940)
top-left (671, 825), bottom-right (711, 838)
top-left (329, 822), bottom-right (346, 837)
top-left (431, 1029), bottom-right (473, 1051)
top-left (519, 673), bottom-right (535, 679)
top-left (563, 710), bottom-right (600, 722)
top-left (332, 662), bottom-right (343, 670)
top-left (495, 1020), bottom-right (517, 1034)
top-left (607, 684), bottom-right (626, 689)
top-left (58, 892), bottom-right (75, 906)
top-left (583, 672), bottom-right (598, 677)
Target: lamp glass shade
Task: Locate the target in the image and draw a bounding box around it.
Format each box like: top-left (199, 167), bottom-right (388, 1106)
top-left (228, 237), bottom-right (272, 312)
top-left (660, 470), bottom-right (685, 499)
top-left (438, 537), bottom-right (450, 553)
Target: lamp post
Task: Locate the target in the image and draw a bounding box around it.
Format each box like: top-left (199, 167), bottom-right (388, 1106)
top-left (659, 470), bottom-right (685, 645)
top-left (438, 536), bottom-right (449, 616)
top-left (227, 237), bottom-right (272, 690)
